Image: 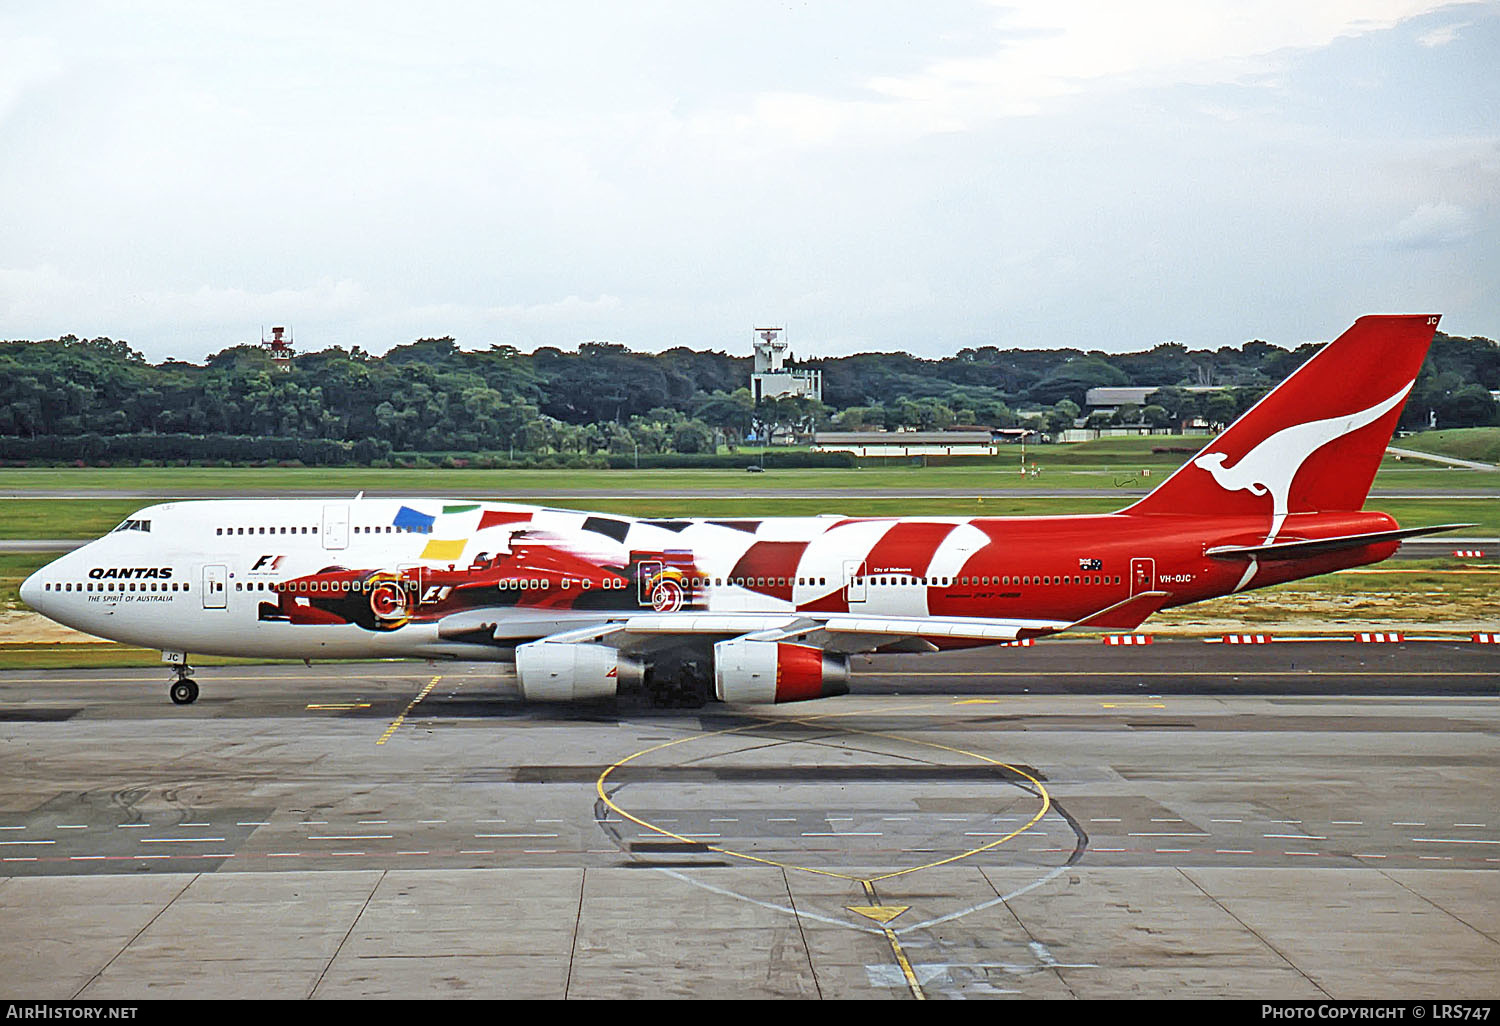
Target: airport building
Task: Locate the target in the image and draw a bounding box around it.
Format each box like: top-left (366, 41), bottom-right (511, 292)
top-left (812, 428), bottom-right (1004, 457)
top-left (750, 327), bottom-right (822, 404)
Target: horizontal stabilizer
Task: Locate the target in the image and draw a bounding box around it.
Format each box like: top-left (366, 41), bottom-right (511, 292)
top-left (1046, 590), bottom-right (1173, 635)
top-left (1204, 523), bottom-right (1475, 561)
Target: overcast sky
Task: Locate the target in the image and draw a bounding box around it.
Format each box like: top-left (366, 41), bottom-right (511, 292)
top-left (1, 1), bottom-right (1496, 362)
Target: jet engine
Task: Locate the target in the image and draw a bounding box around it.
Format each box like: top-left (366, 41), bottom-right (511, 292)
top-left (514, 641), bottom-right (643, 702)
top-left (713, 639), bottom-right (849, 704)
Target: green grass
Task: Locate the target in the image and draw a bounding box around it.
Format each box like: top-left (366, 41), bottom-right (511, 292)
top-left (4, 486), bottom-right (1498, 542)
top-left (0, 500), bottom-right (143, 539)
top-left (0, 644), bottom-right (307, 671)
top-left (0, 453), bottom-right (1491, 498)
top-left (1, 553), bottom-right (53, 612)
top-left (1394, 427), bottom-right (1500, 466)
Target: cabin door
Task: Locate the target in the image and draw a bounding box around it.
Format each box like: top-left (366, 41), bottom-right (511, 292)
top-left (322, 504), bottom-right (349, 550)
top-left (202, 564), bottom-right (228, 609)
top-left (1130, 557), bottom-right (1156, 596)
top-left (843, 560), bottom-right (867, 604)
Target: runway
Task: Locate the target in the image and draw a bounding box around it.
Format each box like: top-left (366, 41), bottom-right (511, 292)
top-left (1, 643), bottom-right (1497, 999)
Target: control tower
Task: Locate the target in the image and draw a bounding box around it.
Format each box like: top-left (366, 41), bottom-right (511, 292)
top-left (262, 326), bottom-right (294, 372)
top-left (750, 327), bottom-right (821, 403)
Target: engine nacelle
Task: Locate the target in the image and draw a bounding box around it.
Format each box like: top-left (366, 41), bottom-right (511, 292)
top-left (514, 641), bottom-right (643, 702)
top-left (713, 640), bottom-right (849, 704)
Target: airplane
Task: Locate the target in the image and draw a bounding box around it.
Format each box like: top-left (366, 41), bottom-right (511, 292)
top-left (20, 314), bottom-right (1467, 708)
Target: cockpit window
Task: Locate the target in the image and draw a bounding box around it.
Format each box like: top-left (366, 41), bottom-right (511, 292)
top-left (111, 519), bottom-right (152, 533)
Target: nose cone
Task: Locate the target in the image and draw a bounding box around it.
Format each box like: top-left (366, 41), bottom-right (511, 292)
top-left (20, 567), bottom-right (46, 612)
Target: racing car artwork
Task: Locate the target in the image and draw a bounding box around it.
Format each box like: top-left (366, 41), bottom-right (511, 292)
top-left (257, 533), bottom-right (706, 632)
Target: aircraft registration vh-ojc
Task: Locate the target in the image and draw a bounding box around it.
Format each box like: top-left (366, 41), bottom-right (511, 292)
top-left (21, 315), bottom-right (1470, 708)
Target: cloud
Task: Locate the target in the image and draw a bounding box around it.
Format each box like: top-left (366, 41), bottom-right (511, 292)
top-left (712, 0), bottom-right (1469, 150)
top-left (1417, 21), bottom-right (1469, 46)
top-left (0, 33), bottom-right (62, 124)
top-left (1385, 201), bottom-right (1478, 249)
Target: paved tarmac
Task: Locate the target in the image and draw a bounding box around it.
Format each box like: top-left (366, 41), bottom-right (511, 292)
top-left (0, 642), bottom-right (1496, 1000)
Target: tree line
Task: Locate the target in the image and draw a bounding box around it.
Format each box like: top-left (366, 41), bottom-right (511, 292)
top-left (1, 329), bottom-right (1495, 465)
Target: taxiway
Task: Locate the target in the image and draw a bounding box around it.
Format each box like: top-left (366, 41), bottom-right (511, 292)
top-left (0, 642), bottom-right (1496, 999)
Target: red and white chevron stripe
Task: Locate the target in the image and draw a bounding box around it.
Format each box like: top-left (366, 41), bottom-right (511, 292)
top-left (1102, 634), bottom-right (1153, 646)
top-left (1222, 634), bottom-right (1272, 644)
top-left (1472, 633), bottom-right (1500, 644)
top-left (999, 638), bottom-right (1035, 647)
top-left (1356, 632), bottom-right (1404, 643)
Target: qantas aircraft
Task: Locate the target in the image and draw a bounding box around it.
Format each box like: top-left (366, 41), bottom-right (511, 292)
top-left (20, 314), bottom-right (1465, 707)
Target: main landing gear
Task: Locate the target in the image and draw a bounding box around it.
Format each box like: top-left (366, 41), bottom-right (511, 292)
top-left (169, 662), bottom-right (199, 705)
top-left (643, 655), bottom-right (711, 709)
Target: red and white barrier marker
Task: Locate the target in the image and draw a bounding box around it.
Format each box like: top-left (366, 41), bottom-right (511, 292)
top-left (1453, 549), bottom-right (1486, 558)
top-left (1102, 634), bottom-right (1153, 646)
top-left (1222, 634), bottom-right (1273, 644)
top-left (999, 638), bottom-right (1035, 647)
top-left (1473, 633), bottom-right (1500, 644)
top-left (1356, 632), bottom-right (1404, 643)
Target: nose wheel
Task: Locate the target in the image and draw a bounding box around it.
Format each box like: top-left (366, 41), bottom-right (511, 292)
top-left (169, 664), bottom-right (199, 705)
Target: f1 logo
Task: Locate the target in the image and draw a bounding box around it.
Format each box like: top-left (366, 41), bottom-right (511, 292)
top-left (252, 554), bottom-right (286, 571)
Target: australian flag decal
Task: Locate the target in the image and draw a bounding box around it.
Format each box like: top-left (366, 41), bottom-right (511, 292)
top-left (1079, 557), bottom-right (1103, 571)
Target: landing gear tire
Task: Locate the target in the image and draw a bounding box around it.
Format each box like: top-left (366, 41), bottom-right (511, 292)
top-left (169, 661), bottom-right (199, 705)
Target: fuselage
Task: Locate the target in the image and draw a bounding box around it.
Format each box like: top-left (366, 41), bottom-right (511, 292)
top-left (21, 496), bottom-right (1401, 661)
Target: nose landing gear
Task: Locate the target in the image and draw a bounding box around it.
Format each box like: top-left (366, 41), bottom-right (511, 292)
top-left (169, 662), bottom-right (199, 705)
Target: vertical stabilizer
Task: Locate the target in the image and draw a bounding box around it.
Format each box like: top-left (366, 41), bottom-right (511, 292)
top-left (1123, 315), bottom-right (1439, 538)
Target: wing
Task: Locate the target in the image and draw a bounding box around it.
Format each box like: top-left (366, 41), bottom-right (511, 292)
top-left (437, 590), bottom-right (1172, 654)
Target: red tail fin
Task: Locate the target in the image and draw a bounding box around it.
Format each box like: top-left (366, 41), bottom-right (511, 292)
top-left (1124, 315), bottom-right (1439, 538)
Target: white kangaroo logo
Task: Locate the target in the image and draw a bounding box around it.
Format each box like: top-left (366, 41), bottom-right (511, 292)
top-left (1193, 382), bottom-right (1412, 542)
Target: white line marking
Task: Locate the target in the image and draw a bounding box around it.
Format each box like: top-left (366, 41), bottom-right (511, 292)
top-left (801, 832), bottom-right (881, 837)
top-left (475, 833), bottom-right (557, 838)
top-left (1130, 832), bottom-right (1209, 837)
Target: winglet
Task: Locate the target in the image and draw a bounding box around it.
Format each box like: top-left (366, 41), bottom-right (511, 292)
top-left (1020, 590), bottom-right (1173, 639)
